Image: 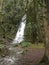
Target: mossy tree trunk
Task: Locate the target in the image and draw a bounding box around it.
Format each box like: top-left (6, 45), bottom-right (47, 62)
top-left (43, 0), bottom-right (49, 62)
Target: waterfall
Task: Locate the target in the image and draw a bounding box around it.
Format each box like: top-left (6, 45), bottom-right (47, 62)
top-left (12, 14), bottom-right (26, 44)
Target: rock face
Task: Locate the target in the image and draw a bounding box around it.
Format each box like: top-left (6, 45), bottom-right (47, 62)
top-left (0, 45), bottom-right (45, 65)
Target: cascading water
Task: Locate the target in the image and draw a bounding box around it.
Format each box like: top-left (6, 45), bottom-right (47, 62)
top-left (12, 14), bottom-right (26, 44)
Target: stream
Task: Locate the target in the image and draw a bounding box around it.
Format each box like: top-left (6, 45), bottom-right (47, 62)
top-left (0, 14), bottom-right (45, 65)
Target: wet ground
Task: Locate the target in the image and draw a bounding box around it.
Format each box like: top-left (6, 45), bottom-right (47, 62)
top-left (0, 45), bottom-right (45, 65)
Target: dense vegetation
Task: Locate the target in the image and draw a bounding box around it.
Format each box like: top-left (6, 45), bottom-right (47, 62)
top-left (0, 0), bottom-right (45, 44)
top-left (0, 0), bottom-right (26, 44)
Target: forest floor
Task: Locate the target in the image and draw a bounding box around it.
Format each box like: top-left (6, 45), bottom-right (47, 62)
top-left (0, 43), bottom-right (45, 65)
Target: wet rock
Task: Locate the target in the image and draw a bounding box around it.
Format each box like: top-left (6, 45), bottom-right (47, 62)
top-left (0, 45), bottom-right (45, 65)
top-left (0, 47), bottom-right (9, 57)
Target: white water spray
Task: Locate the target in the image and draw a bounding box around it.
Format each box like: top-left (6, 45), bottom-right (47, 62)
top-left (12, 14), bottom-right (26, 44)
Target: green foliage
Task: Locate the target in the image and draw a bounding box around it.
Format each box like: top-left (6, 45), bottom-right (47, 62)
top-left (0, 0), bottom-right (26, 44)
top-left (21, 41), bottom-right (30, 47)
top-left (0, 0), bottom-right (45, 45)
top-left (24, 0), bottom-right (45, 43)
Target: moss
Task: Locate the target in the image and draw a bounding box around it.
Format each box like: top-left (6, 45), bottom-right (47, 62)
top-left (21, 41), bottom-right (45, 48)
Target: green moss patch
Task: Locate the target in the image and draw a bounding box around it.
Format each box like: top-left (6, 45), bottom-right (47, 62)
top-left (21, 42), bottom-right (45, 48)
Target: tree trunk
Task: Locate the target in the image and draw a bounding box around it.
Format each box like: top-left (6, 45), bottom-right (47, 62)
top-left (43, 0), bottom-right (49, 61)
